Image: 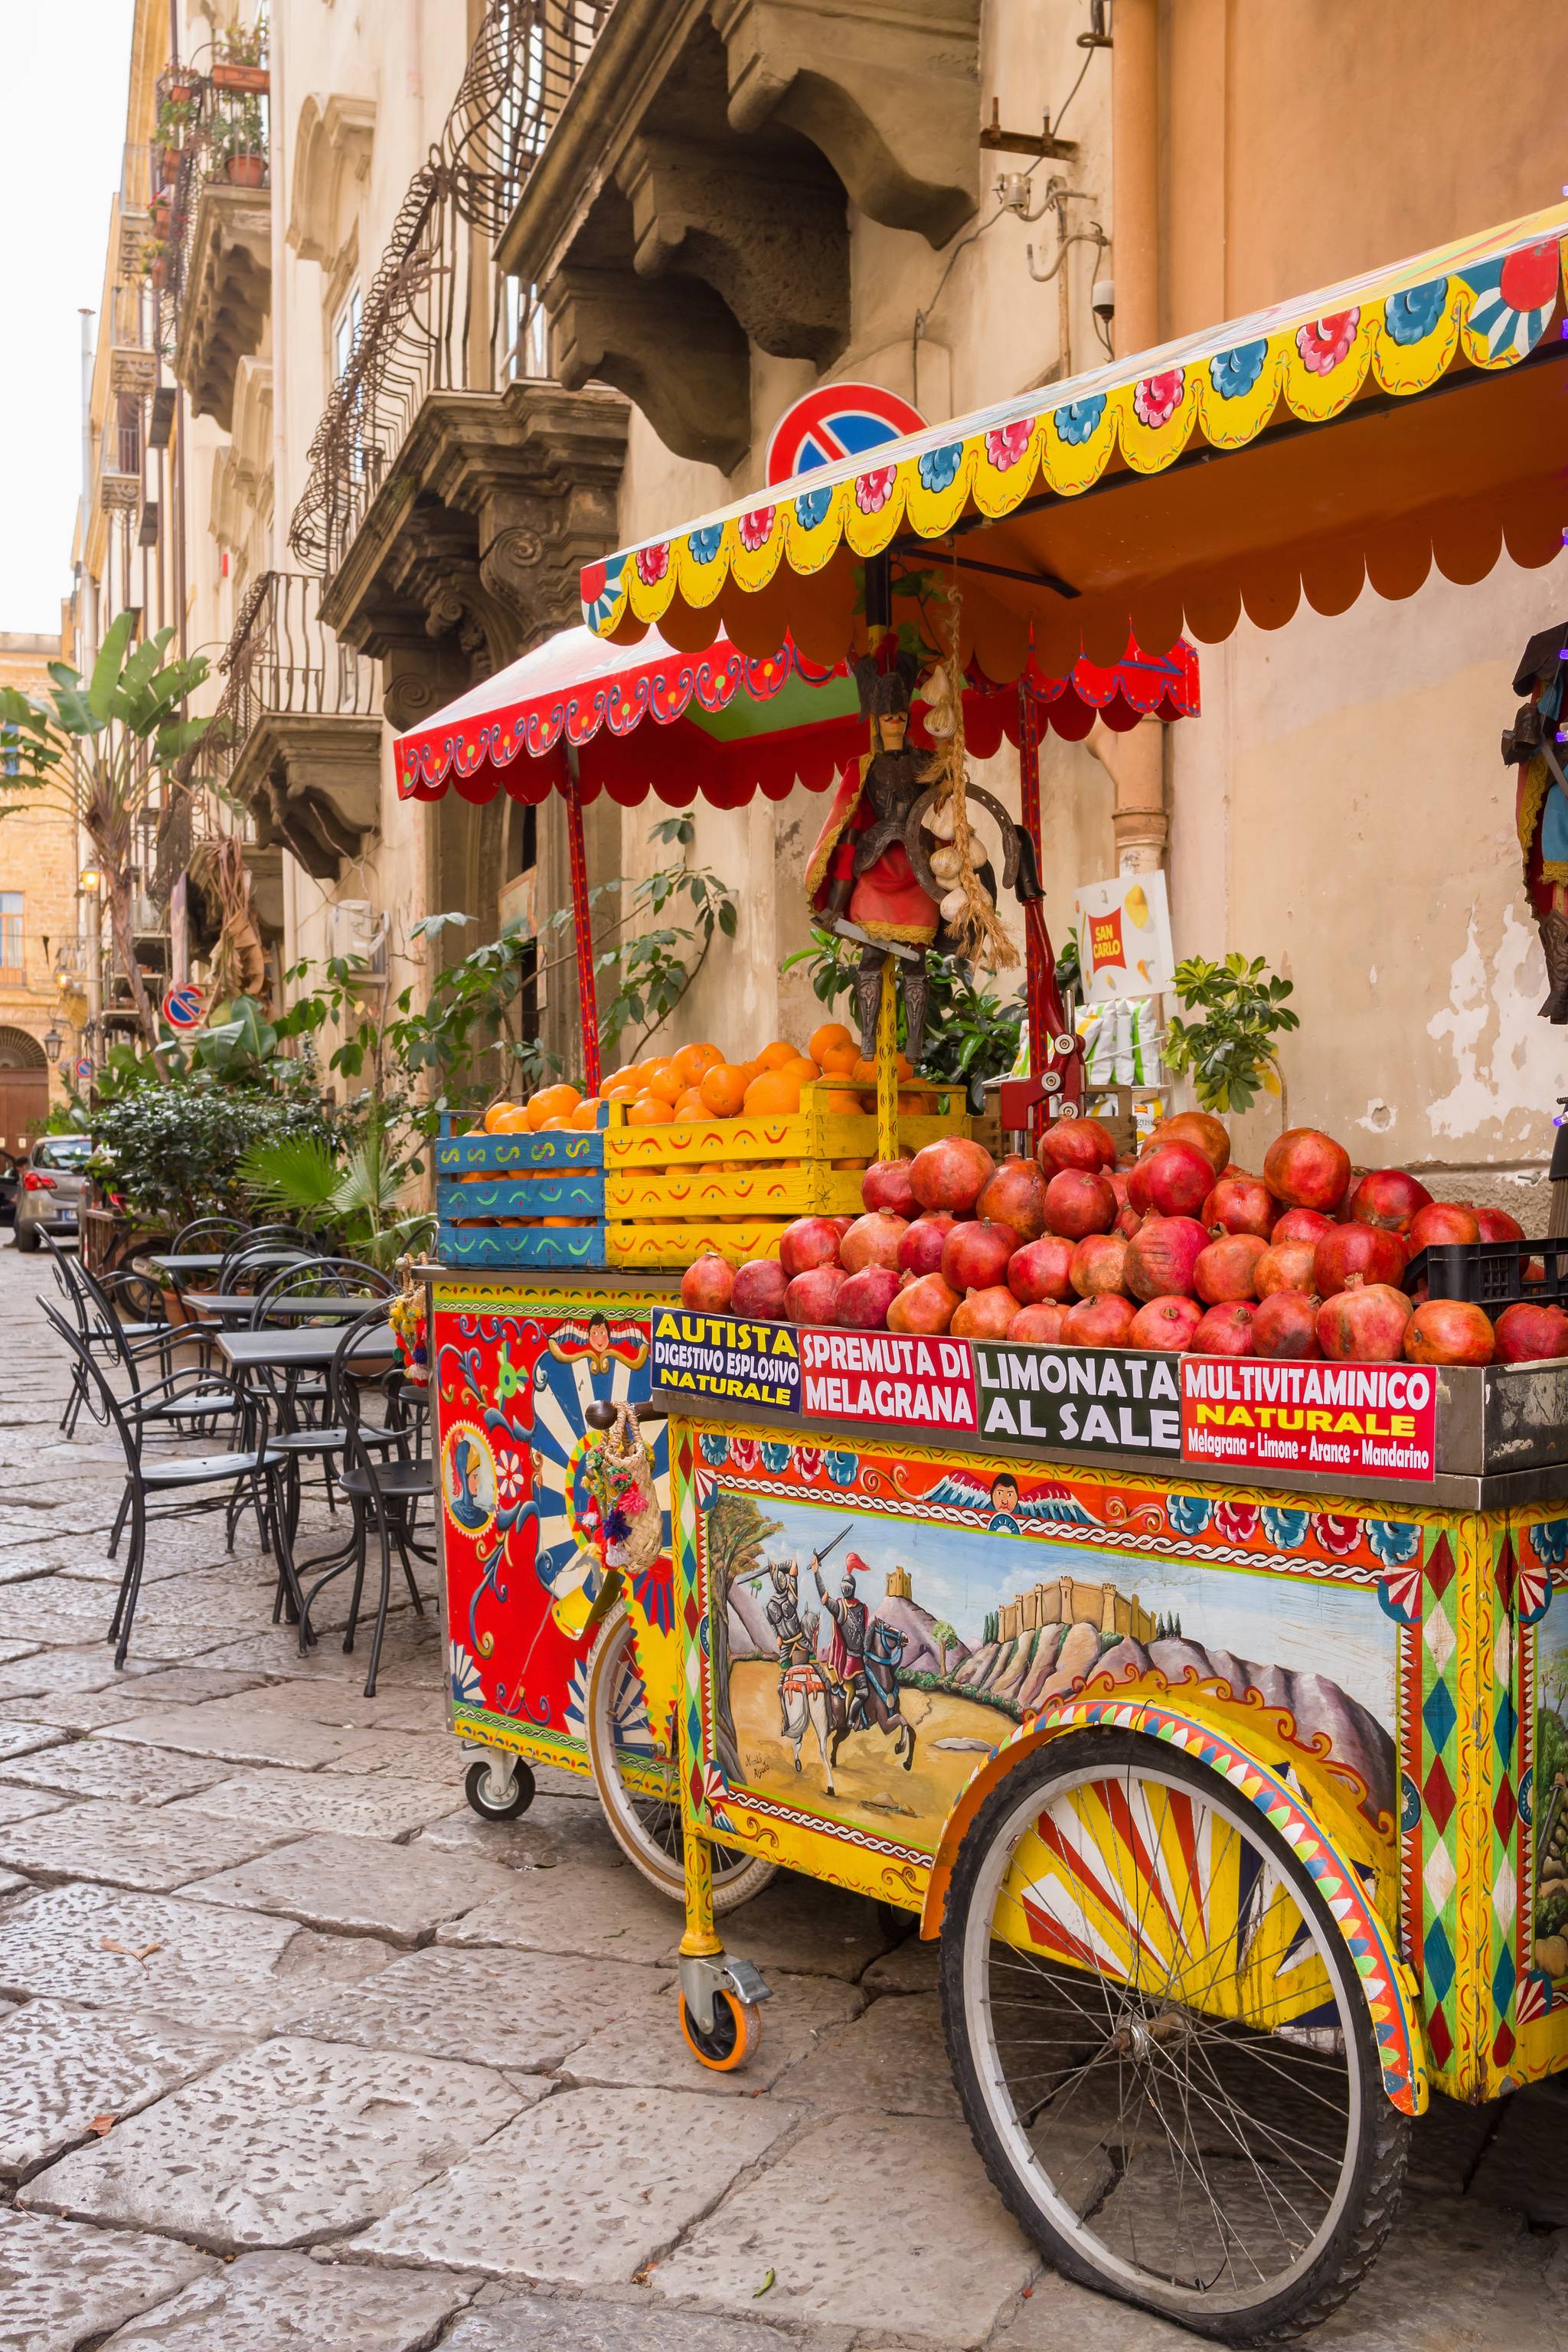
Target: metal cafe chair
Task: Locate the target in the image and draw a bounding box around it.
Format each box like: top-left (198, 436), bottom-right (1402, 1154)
top-left (38, 1230), bottom-right (174, 1438)
top-left (170, 1216), bottom-right (251, 1254)
top-left (292, 1303), bottom-right (429, 1697)
top-left (39, 1302), bottom-right (296, 1668)
top-left (243, 1257), bottom-right (396, 1534)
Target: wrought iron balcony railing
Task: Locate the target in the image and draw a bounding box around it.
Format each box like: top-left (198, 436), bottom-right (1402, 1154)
top-left (188, 570), bottom-right (380, 803)
top-left (289, 0), bottom-right (612, 580)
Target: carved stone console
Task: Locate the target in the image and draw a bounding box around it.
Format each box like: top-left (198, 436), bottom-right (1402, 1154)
top-left (174, 183), bottom-right (273, 431)
top-left (229, 713), bottom-right (384, 884)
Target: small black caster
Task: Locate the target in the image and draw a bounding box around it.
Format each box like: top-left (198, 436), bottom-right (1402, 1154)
top-left (464, 1754), bottom-right (535, 1821)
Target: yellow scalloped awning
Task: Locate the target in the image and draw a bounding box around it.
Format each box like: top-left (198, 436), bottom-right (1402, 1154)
top-left (580, 202), bottom-right (1568, 680)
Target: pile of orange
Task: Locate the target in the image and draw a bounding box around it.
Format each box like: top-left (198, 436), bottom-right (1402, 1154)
top-left (478, 1082), bottom-right (599, 1135)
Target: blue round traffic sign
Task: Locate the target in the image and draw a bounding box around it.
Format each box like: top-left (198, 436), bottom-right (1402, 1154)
top-left (765, 382), bottom-right (926, 485)
top-left (162, 985), bottom-right (205, 1031)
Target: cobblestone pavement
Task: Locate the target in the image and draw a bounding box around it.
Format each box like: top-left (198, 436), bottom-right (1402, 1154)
top-left (0, 1239), bottom-right (1564, 2351)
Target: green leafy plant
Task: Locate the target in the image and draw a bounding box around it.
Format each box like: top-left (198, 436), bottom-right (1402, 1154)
top-left (236, 1126), bottom-right (433, 1269)
top-left (781, 926), bottom-right (1023, 1090)
top-left (1161, 952), bottom-right (1298, 1117)
top-left (89, 1082), bottom-right (325, 1230)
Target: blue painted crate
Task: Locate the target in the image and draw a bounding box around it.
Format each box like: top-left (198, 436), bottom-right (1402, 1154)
top-left (436, 1222), bottom-right (609, 1269)
top-left (434, 1129), bottom-right (605, 1176)
top-left (436, 1173), bottom-right (605, 1220)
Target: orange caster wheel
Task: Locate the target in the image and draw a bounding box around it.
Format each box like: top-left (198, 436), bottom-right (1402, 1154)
top-left (679, 1987), bottom-right (761, 2072)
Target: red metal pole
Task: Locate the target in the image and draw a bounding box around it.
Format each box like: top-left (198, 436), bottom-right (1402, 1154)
top-left (563, 755), bottom-right (601, 1095)
top-left (1018, 687), bottom-right (1049, 1080)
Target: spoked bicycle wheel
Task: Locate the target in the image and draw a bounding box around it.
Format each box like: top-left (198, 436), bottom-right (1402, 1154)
top-left (584, 1602), bottom-right (776, 1913)
top-left (941, 1730), bottom-right (1408, 2345)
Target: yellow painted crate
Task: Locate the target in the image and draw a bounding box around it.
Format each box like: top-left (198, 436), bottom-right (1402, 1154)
top-left (606, 1218), bottom-right (796, 1269)
top-left (604, 1164), bottom-right (867, 1219)
top-left (601, 1080), bottom-right (968, 1172)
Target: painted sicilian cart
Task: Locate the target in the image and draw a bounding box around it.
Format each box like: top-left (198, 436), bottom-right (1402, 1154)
top-left (562, 200), bottom-right (1568, 2344)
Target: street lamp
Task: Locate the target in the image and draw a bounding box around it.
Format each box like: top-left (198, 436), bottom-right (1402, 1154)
top-left (42, 1024), bottom-right (61, 1065)
top-left (79, 867), bottom-right (101, 893)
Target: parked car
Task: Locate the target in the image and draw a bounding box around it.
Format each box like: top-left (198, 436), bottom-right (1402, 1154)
top-left (13, 1134), bottom-right (93, 1251)
top-left (0, 1149), bottom-right (18, 1227)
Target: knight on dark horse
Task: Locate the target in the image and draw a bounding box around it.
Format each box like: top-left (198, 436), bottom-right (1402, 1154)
top-left (813, 1551), bottom-right (916, 1770)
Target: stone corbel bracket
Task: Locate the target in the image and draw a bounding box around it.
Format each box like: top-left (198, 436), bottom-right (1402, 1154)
top-left (231, 712), bottom-right (383, 884)
top-left (174, 185), bottom-right (273, 431)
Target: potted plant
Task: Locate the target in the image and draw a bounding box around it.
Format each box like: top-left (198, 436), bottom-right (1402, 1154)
top-left (142, 238), bottom-right (168, 292)
top-left (162, 67), bottom-right (198, 106)
top-left (211, 24), bottom-right (267, 93)
top-left (217, 97), bottom-right (266, 187)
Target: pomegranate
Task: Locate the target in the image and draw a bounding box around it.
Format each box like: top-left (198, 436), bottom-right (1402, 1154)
top-left (1313, 1223), bottom-right (1408, 1297)
top-left (861, 1158), bottom-right (916, 1217)
top-left (887, 1271), bottom-right (961, 1334)
top-left (1253, 1290), bottom-right (1321, 1359)
top-left (1191, 1302), bottom-right (1257, 1355)
top-left (1108, 1168), bottom-right (1132, 1207)
top-left (899, 1211), bottom-right (957, 1276)
top-left (1317, 1282), bottom-right (1412, 1363)
top-left (1474, 1206), bottom-right (1527, 1243)
top-left (731, 1258), bottom-right (789, 1319)
top-left (1407, 1203), bottom-right (1481, 1253)
top-left (837, 1266), bottom-right (901, 1330)
top-left (784, 1266), bottom-right (847, 1325)
top-left (909, 1136), bottom-right (995, 1214)
top-left (1128, 1143), bottom-right (1214, 1220)
top-left (778, 1216), bottom-right (842, 1279)
top-left (1070, 1233), bottom-right (1131, 1298)
top-left (1272, 1206), bottom-right (1336, 1246)
top-left (1116, 1202), bottom-right (1144, 1240)
top-left (1346, 1168), bottom-right (1432, 1233)
top-left (977, 1159), bottom-right (1049, 1242)
top-left (1405, 1298), bottom-right (1494, 1367)
top-left (1124, 1217), bottom-right (1209, 1302)
top-left (1037, 1116), bottom-right (1117, 1175)
top-left (1063, 1292), bottom-right (1138, 1348)
top-left (1264, 1128), bottom-right (1352, 1214)
top-left (943, 1220), bottom-right (1019, 1293)
top-left (1129, 1295), bottom-right (1203, 1352)
top-left (1495, 1301), bottom-right (1568, 1363)
top-left (1145, 1111), bottom-right (1230, 1176)
top-left (952, 1285), bottom-right (1021, 1339)
top-left (681, 1254), bottom-right (734, 1312)
top-left (828, 1216), bottom-right (857, 1242)
top-left (1203, 1177), bottom-right (1277, 1240)
top-left (1194, 1234), bottom-right (1269, 1304)
top-left (1010, 1302), bottom-right (1068, 1344)
top-left (1044, 1169), bottom-right (1117, 1240)
top-left (840, 1210), bottom-right (909, 1273)
top-left (1256, 1240), bottom-right (1319, 1298)
top-left (1008, 1236), bottom-right (1076, 1305)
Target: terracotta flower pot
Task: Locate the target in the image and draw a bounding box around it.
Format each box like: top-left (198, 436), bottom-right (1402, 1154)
top-left (161, 147), bottom-right (181, 185)
top-left (225, 154), bottom-right (266, 188)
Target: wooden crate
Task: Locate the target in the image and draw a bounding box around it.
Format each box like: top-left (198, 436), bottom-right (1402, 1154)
top-left (606, 1218), bottom-right (796, 1269)
top-left (436, 1172), bottom-right (604, 1220)
top-left (601, 1081), bottom-right (966, 1172)
top-left (437, 1222), bottom-right (608, 1269)
top-left (433, 1123), bottom-right (604, 1175)
top-left (604, 1165), bottom-right (864, 1219)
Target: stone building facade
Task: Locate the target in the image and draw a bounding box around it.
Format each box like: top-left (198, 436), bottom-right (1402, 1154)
top-left (0, 633), bottom-right (79, 1149)
top-left (995, 1577), bottom-right (1156, 1648)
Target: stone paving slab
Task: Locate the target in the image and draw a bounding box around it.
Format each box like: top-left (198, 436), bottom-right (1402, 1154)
top-left (564, 1970), bottom-right (864, 2099)
top-left (94, 1700), bottom-right (422, 1772)
top-left (251, 1681), bottom-right (439, 1736)
top-left (0, 1638), bottom-right (42, 1665)
top-left (436, 2288), bottom-right (854, 2352)
top-left (1462, 2078), bottom-right (1568, 2226)
top-left (1311, 2192), bottom-right (1555, 2350)
top-left (0, 1645), bottom-right (149, 1700)
top-left (181, 1830), bottom-right (518, 1943)
top-left (0, 1687), bottom-right (172, 1732)
top-left (0, 1783), bottom-right (71, 1825)
top-left (289, 1942), bottom-right (675, 2072)
top-left (0, 2205), bottom-right (217, 2352)
top-left (0, 1883), bottom-right (394, 2020)
top-left (648, 2112), bottom-right (1039, 2343)
top-left (109, 1667), bottom-right (268, 1706)
top-left (767, 1988), bottom-right (962, 2117)
top-left (97, 2249), bottom-right (475, 2349)
top-left (353, 2086), bottom-right (794, 2285)
top-left (415, 1797), bottom-right (623, 1873)
top-left (0, 1740), bottom-right (238, 1805)
top-left (0, 1719), bottom-right (66, 1761)
top-left (0, 1864), bottom-right (28, 1896)
top-left (987, 2275), bottom-right (1194, 2351)
top-left (0, 1797), bottom-right (293, 1893)
top-left (23, 2036), bottom-right (535, 2251)
top-left (861, 1933), bottom-right (940, 1993)
top-left (191, 1617), bottom-right (445, 1684)
top-left (174, 1768), bottom-right (459, 1840)
top-left (0, 1999), bottom-right (240, 2179)
top-left (328, 1733), bottom-right (459, 1780)
top-left (438, 1860), bottom-right (684, 1966)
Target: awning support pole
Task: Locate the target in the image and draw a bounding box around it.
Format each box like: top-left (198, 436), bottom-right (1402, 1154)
top-left (563, 750), bottom-right (601, 1096)
top-left (1018, 686), bottom-right (1049, 1081)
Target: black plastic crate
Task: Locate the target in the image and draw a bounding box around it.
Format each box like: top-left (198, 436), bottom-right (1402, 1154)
top-left (1403, 1236), bottom-right (1568, 1310)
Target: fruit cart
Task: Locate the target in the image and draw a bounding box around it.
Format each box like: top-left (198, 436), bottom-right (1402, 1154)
top-left (476, 196), bottom-right (1568, 2345)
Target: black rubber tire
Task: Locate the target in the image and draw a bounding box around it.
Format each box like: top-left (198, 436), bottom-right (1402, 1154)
top-left (679, 1987), bottom-right (761, 2071)
top-left (464, 1753), bottom-right (535, 1821)
top-left (940, 1729), bottom-right (1410, 2347)
top-left (12, 1227), bottom-right (38, 1253)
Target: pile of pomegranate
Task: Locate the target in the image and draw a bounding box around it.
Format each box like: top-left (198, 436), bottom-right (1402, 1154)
top-left (678, 1113), bottom-right (1567, 1368)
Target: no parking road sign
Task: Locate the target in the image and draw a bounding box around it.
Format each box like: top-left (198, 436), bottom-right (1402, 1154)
top-left (162, 985), bottom-right (205, 1031)
top-left (765, 383), bottom-right (927, 483)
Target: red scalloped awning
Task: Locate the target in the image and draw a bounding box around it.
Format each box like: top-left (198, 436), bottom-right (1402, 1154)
top-left (395, 625), bottom-right (1198, 807)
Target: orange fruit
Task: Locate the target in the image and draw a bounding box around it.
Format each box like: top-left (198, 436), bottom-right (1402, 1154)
top-left (602, 1064), bottom-right (639, 1089)
top-left (744, 1069), bottom-right (802, 1115)
top-left (818, 1039), bottom-right (861, 1076)
top-left (642, 1059), bottom-right (683, 1104)
top-left (779, 1056), bottom-right (819, 1088)
top-left (851, 1053), bottom-right (914, 1086)
top-left (808, 1021), bottom-right (854, 1066)
top-left (699, 1063), bottom-right (749, 1116)
top-left (627, 1093), bottom-right (675, 1125)
top-left (673, 1088), bottom-right (707, 1119)
top-left (526, 1083), bottom-right (580, 1129)
top-left (492, 1104), bottom-right (532, 1134)
top-left (537, 1116), bottom-right (573, 1131)
top-left (757, 1040), bottom-right (799, 1072)
top-left (569, 1098), bottom-right (602, 1129)
top-left (673, 1041), bottom-right (723, 1087)
top-left (482, 1101), bottom-right (516, 1133)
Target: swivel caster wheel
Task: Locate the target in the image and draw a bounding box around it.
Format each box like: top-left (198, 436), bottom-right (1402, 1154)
top-left (465, 1754), bottom-right (534, 1821)
top-left (679, 1987), bottom-right (761, 2073)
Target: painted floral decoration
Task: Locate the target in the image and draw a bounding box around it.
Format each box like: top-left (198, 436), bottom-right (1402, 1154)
top-left (1214, 1500), bottom-right (1259, 1544)
top-left (689, 524), bottom-right (724, 564)
top-left (634, 541), bottom-right (670, 585)
top-left (1208, 339), bottom-right (1269, 399)
top-left (495, 1450), bottom-right (528, 1509)
top-left (1366, 1520), bottom-right (1421, 1569)
top-left (448, 1640), bottom-right (485, 1708)
top-left (698, 1432), bottom-right (729, 1467)
top-left (854, 467), bottom-right (897, 514)
top-left (793, 485), bottom-right (832, 531)
top-left (824, 1447), bottom-right (859, 1487)
top-left (760, 1442), bottom-right (792, 1475)
top-left (1295, 309), bottom-right (1360, 374)
top-left (1261, 1505), bottom-right (1309, 1550)
top-left (738, 507), bottom-right (776, 553)
top-left (730, 1437), bottom-right (761, 1475)
top-left (1166, 1494), bottom-right (1211, 1537)
top-left (918, 441), bottom-right (964, 493)
top-left (1132, 370), bottom-right (1184, 429)
top-left (1312, 1511), bottom-right (1362, 1557)
top-left (1530, 1517), bottom-right (1568, 1570)
top-left (1383, 277), bottom-right (1447, 345)
top-left (985, 419), bottom-right (1035, 471)
top-left (1054, 394), bottom-right (1106, 445)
